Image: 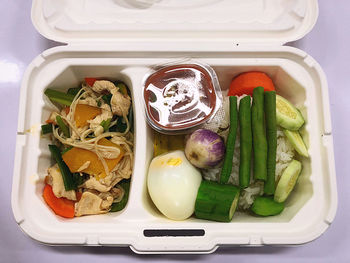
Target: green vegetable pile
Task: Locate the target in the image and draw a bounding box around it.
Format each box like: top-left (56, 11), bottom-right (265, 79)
top-left (194, 86), bottom-right (308, 221)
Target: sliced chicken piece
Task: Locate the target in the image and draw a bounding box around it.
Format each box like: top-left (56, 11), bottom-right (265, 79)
top-left (98, 192), bottom-right (115, 210)
top-left (88, 104), bottom-right (113, 136)
top-left (91, 80), bottom-right (131, 116)
top-left (110, 187), bottom-right (123, 198)
top-left (83, 177), bottom-right (111, 192)
top-left (74, 190), bottom-right (114, 216)
top-left (47, 164), bottom-right (76, 201)
top-left (90, 80), bottom-right (115, 93)
top-left (111, 91), bottom-right (131, 117)
top-left (68, 125), bottom-right (89, 141)
top-left (110, 186), bottom-right (124, 203)
top-left (101, 171), bottom-right (125, 188)
top-left (78, 96), bottom-right (98, 107)
top-left (83, 174), bottom-right (123, 193)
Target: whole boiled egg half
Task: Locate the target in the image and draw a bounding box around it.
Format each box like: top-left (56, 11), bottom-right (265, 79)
top-left (147, 150), bottom-right (202, 220)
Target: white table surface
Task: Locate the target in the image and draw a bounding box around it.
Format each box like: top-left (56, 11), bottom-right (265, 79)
top-left (1, 1), bottom-right (349, 262)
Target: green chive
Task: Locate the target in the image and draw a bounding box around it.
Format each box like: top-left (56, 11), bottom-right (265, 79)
top-left (44, 88), bottom-right (75, 106)
top-left (56, 115), bottom-right (70, 138)
top-left (41, 124), bottom-right (53, 134)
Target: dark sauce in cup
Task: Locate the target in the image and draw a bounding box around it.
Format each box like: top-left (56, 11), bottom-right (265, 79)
top-left (144, 64), bottom-right (218, 132)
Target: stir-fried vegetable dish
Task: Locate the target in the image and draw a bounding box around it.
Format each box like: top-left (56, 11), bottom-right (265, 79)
top-left (41, 78), bottom-right (133, 218)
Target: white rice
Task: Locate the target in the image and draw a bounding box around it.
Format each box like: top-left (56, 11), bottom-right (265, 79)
top-left (201, 94), bottom-right (295, 210)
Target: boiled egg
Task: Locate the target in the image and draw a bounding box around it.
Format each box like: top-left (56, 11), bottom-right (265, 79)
top-left (147, 150), bottom-right (202, 220)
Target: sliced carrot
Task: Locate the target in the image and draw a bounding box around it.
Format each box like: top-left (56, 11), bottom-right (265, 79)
top-left (42, 184), bottom-right (75, 218)
top-left (85, 78), bottom-right (97, 87)
top-left (45, 119), bottom-right (56, 125)
top-left (228, 72), bottom-right (275, 96)
top-left (74, 104), bottom-right (102, 128)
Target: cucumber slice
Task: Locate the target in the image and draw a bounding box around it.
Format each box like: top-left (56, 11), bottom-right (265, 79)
top-left (283, 129), bottom-right (308, 157)
top-left (251, 196), bottom-right (285, 216)
top-left (274, 160), bottom-right (302, 203)
top-left (195, 181), bottom-right (240, 222)
top-left (276, 95), bottom-right (304, 131)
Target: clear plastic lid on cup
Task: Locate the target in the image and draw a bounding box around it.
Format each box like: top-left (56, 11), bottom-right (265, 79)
top-left (143, 60), bottom-right (222, 134)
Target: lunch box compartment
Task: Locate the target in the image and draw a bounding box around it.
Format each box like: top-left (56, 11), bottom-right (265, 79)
top-left (11, 0), bottom-right (337, 253)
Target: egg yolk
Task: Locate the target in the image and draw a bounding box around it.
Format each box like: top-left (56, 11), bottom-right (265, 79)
top-left (153, 157), bottom-right (183, 167)
top-left (166, 158), bottom-right (182, 166)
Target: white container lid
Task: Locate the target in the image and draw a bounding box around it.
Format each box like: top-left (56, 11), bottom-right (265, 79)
top-left (32, 0), bottom-right (318, 45)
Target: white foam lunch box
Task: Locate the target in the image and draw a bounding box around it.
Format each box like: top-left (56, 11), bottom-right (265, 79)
top-left (11, 0), bottom-right (337, 254)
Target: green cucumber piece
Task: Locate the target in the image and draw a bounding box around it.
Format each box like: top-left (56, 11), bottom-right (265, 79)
top-left (274, 160), bottom-right (302, 203)
top-left (283, 129), bottom-right (308, 157)
top-left (195, 181), bottom-right (240, 222)
top-left (251, 196), bottom-right (285, 216)
top-left (276, 95), bottom-right (304, 131)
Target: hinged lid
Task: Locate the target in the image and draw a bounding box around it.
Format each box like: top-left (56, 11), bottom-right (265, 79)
top-left (32, 0), bottom-right (318, 46)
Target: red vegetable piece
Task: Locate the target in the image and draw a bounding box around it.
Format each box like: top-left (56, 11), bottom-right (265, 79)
top-left (42, 184), bottom-right (75, 218)
top-left (45, 119), bottom-right (56, 125)
top-left (85, 78), bottom-right (97, 87)
top-left (64, 106), bottom-right (70, 115)
top-left (228, 72), bottom-right (275, 96)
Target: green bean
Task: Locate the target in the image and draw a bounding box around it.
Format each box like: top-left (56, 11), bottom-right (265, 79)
top-left (252, 86), bottom-right (267, 181)
top-left (264, 91), bottom-right (277, 195)
top-left (220, 96), bottom-right (238, 184)
top-left (239, 96), bottom-right (252, 188)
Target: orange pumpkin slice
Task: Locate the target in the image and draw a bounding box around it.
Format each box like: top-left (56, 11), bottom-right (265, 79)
top-left (74, 104), bottom-right (102, 128)
top-left (62, 138), bottom-right (124, 179)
